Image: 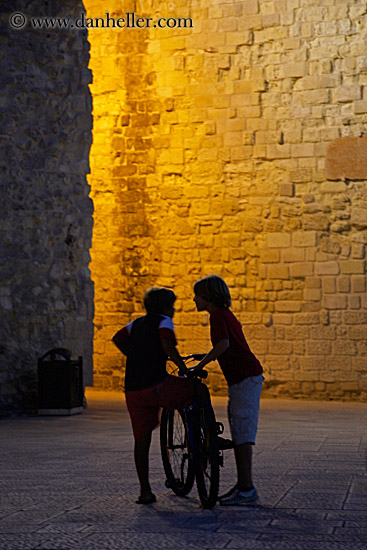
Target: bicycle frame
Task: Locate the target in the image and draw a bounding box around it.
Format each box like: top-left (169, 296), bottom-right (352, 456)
top-left (160, 366), bottom-right (223, 508)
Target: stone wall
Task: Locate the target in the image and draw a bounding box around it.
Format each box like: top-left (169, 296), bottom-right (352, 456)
top-left (0, 1), bottom-right (94, 414)
top-left (87, 0), bottom-right (367, 400)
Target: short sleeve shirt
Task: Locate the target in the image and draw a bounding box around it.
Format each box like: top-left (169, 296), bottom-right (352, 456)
top-left (114, 314), bottom-right (176, 391)
top-left (210, 308), bottom-right (263, 386)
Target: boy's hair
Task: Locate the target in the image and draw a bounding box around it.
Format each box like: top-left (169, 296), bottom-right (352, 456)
top-left (143, 287), bottom-right (176, 314)
top-left (193, 275), bottom-right (232, 308)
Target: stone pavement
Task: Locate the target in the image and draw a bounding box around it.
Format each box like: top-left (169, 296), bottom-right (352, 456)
top-left (1, 390), bottom-right (367, 550)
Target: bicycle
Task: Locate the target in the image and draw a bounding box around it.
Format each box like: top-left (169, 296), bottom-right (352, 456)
top-left (160, 355), bottom-right (225, 509)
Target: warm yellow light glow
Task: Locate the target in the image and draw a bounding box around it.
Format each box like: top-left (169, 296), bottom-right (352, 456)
top-left (85, 1), bottom-right (367, 402)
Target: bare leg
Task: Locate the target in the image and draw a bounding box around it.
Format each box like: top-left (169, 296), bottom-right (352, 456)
top-left (234, 442), bottom-right (253, 491)
top-left (134, 432), bottom-right (154, 499)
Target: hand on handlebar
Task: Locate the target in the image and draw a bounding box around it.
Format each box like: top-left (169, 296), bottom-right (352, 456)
top-left (178, 367), bottom-right (189, 377)
top-left (187, 366), bottom-right (208, 379)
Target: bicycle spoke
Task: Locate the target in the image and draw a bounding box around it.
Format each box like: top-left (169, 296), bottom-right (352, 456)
top-left (194, 401), bottom-right (220, 509)
top-left (160, 409), bottom-right (195, 497)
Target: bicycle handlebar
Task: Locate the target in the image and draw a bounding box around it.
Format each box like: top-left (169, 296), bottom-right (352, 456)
top-left (186, 367), bottom-right (208, 380)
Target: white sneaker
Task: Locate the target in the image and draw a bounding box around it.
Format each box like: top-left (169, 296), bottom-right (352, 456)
top-left (219, 487), bottom-right (258, 506)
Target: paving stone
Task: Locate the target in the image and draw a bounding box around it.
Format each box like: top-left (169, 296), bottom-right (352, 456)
top-left (0, 392), bottom-right (366, 549)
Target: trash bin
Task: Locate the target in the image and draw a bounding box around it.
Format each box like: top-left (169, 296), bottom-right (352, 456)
top-left (38, 348), bottom-right (84, 415)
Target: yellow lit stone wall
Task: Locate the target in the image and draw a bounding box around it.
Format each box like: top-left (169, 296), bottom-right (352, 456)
top-left (85, 0), bottom-right (367, 400)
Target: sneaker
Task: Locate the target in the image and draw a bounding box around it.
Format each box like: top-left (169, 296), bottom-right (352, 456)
top-left (218, 484), bottom-right (238, 500)
top-left (217, 436), bottom-right (235, 450)
top-left (219, 487), bottom-right (258, 506)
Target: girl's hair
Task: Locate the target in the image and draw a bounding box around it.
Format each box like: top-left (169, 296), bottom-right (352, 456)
top-left (143, 287), bottom-right (176, 314)
top-left (193, 275), bottom-right (231, 308)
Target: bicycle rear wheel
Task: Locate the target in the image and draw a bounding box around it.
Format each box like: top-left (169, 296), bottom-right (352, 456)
top-left (194, 400), bottom-right (220, 508)
top-left (160, 408), bottom-right (195, 497)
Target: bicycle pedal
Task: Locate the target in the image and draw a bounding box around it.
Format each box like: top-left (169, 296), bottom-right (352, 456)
top-left (217, 436), bottom-right (235, 450)
top-left (216, 422), bottom-right (224, 435)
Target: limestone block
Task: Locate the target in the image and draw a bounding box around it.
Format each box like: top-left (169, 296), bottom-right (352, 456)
top-left (294, 76), bottom-right (318, 91)
top-left (284, 129), bottom-right (303, 143)
top-left (333, 341), bottom-right (358, 356)
top-left (256, 130), bottom-right (282, 144)
top-left (305, 277), bottom-right (321, 289)
top-left (319, 370), bottom-right (338, 384)
top-left (351, 276), bottom-right (366, 293)
top-left (272, 314), bottom-right (293, 325)
top-left (266, 144), bottom-right (291, 159)
top-left (354, 100), bottom-right (367, 114)
top-left (160, 37), bottom-right (186, 51)
top-left (286, 327), bottom-right (310, 340)
top-left (294, 313), bottom-right (320, 325)
top-left (351, 244), bottom-right (365, 259)
top-left (315, 261), bottom-right (340, 276)
top-left (349, 296), bottom-right (361, 309)
top-left (323, 295), bottom-right (348, 310)
top-left (320, 182), bottom-right (347, 194)
top-left (292, 231), bottom-right (317, 247)
top-left (325, 136), bottom-right (367, 180)
top-left (291, 144), bottom-right (315, 157)
top-left (290, 263), bottom-right (314, 278)
top-left (290, 168), bottom-right (312, 183)
top-left (322, 278), bottom-right (336, 294)
top-left (234, 81), bottom-right (254, 94)
top-left (303, 213), bottom-right (330, 231)
top-left (296, 359), bottom-right (320, 377)
top-left (279, 183), bottom-right (294, 197)
top-left (340, 382), bottom-right (360, 392)
top-left (268, 265), bottom-right (290, 279)
top-left (304, 289), bottom-right (321, 301)
top-left (275, 301), bottom-right (302, 312)
top-left (309, 326), bottom-right (336, 340)
top-left (231, 93), bottom-right (259, 107)
top-left (337, 276), bottom-right (350, 293)
top-left (264, 355), bottom-right (290, 370)
top-left (283, 248), bottom-right (305, 263)
top-left (344, 312), bottom-right (367, 326)
top-left (240, 312), bottom-right (263, 325)
top-left (341, 244), bottom-right (353, 260)
top-left (260, 250), bottom-right (281, 263)
top-left (269, 341), bottom-right (293, 355)
top-left (333, 85), bottom-right (362, 103)
top-left (278, 290), bottom-right (303, 301)
top-left (352, 356), bottom-right (367, 376)
top-left (246, 326), bottom-right (276, 340)
top-left (238, 106), bottom-right (261, 118)
top-left (306, 341), bottom-right (332, 355)
top-left (340, 260), bottom-right (365, 274)
top-left (247, 118), bottom-right (268, 131)
top-left (350, 207), bottom-right (367, 230)
top-left (267, 232), bottom-right (291, 248)
top-left (294, 340), bottom-right (306, 354)
top-left (301, 89), bottom-right (330, 105)
top-left (224, 132), bottom-right (243, 147)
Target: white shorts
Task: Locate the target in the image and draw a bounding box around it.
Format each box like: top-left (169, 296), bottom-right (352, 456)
top-left (228, 374), bottom-right (263, 446)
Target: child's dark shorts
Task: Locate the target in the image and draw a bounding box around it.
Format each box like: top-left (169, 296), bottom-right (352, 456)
top-left (125, 374), bottom-right (200, 440)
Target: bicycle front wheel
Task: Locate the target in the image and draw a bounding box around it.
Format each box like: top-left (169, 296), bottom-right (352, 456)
top-left (194, 400), bottom-right (220, 508)
top-left (160, 408), bottom-right (195, 497)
